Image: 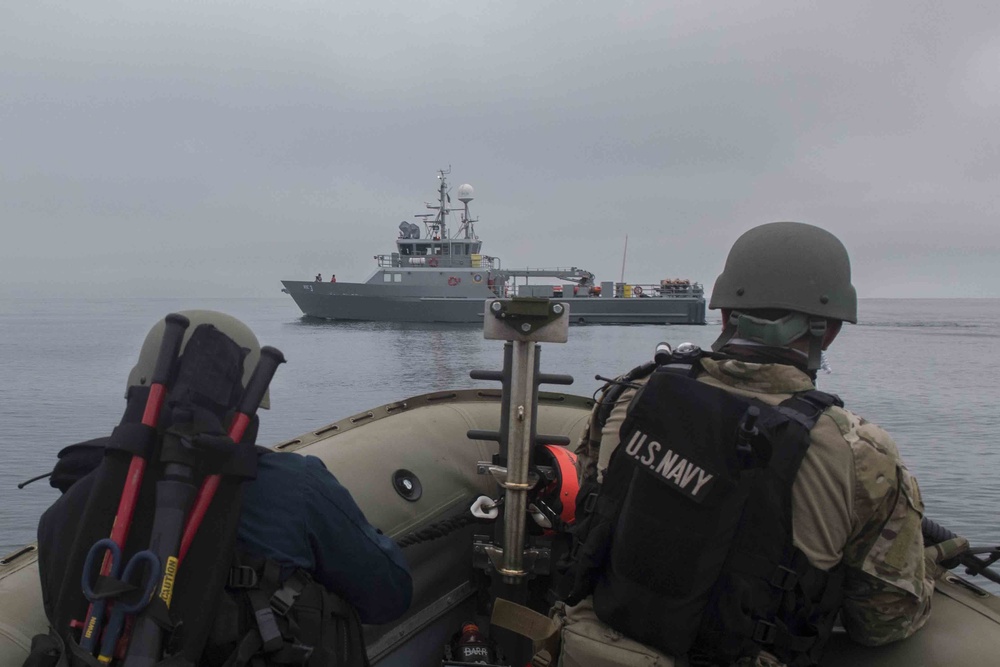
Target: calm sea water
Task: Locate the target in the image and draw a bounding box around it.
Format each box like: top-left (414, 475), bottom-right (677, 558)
top-left (2, 297), bottom-right (999, 565)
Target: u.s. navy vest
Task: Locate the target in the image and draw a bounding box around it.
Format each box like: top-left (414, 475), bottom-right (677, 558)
top-left (587, 361), bottom-right (846, 666)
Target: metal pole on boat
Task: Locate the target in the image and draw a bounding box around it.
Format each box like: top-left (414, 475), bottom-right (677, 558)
top-left (472, 297), bottom-right (573, 665)
top-left (479, 298), bottom-right (571, 583)
top-left (501, 337), bottom-right (535, 581)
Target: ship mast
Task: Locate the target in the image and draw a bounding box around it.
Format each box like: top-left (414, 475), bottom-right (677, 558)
top-left (421, 167), bottom-right (452, 241)
top-left (420, 167), bottom-right (476, 241)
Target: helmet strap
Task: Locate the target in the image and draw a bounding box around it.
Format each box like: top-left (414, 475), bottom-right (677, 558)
top-left (805, 317), bottom-right (827, 371)
top-left (710, 312), bottom-right (741, 352)
top-left (713, 311), bottom-right (828, 371)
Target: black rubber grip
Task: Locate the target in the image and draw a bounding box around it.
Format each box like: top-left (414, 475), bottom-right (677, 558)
top-left (922, 517), bottom-right (959, 545)
top-left (536, 435), bottom-right (571, 446)
top-left (470, 370), bottom-right (504, 381)
top-left (467, 429), bottom-right (501, 443)
top-left (236, 346), bottom-right (286, 416)
top-left (537, 373), bottom-right (574, 386)
top-left (150, 314), bottom-right (190, 385)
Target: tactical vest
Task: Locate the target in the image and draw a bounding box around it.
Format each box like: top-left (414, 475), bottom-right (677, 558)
top-left (568, 358), bottom-right (846, 667)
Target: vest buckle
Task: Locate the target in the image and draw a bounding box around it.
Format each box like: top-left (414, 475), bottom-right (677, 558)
top-left (228, 565), bottom-right (259, 589)
top-left (270, 588), bottom-right (296, 617)
top-left (769, 565), bottom-right (798, 591)
top-left (752, 620), bottom-right (777, 644)
top-left (270, 570), bottom-right (311, 616)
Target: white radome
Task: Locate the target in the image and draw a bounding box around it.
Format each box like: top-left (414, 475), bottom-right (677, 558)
top-left (457, 184), bottom-right (475, 203)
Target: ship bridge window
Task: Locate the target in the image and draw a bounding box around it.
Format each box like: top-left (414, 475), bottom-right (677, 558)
top-left (399, 244), bottom-right (414, 256)
top-left (383, 272), bottom-right (402, 283)
top-left (452, 244), bottom-right (466, 256)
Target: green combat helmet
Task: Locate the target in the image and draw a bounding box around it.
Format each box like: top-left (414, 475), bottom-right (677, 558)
top-left (125, 310), bottom-right (270, 409)
top-left (709, 221), bottom-right (858, 370)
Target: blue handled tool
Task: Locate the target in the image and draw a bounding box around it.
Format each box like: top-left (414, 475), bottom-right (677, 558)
top-left (81, 538), bottom-right (160, 662)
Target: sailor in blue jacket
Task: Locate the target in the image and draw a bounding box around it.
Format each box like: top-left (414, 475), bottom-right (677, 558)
top-left (41, 446), bottom-right (413, 625)
top-left (34, 310), bottom-right (412, 666)
top-left (239, 450), bottom-right (412, 625)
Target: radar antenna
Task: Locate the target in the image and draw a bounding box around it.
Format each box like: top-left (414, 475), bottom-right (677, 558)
top-left (418, 167), bottom-right (477, 240)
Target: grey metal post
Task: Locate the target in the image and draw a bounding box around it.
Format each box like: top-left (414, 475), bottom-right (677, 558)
top-left (480, 298), bottom-right (569, 584)
top-left (499, 337), bottom-right (535, 582)
top-left (470, 297), bottom-right (573, 667)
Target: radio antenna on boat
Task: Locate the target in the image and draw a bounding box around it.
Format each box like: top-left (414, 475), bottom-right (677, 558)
top-left (419, 167), bottom-right (453, 240)
top-left (620, 234), bottom-right (629, 284)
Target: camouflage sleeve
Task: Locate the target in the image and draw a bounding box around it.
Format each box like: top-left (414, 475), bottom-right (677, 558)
top-left (832, 409), bottom-right (934, 646)
top-left (573, 378), bottom-right (647, 484)
top-left (573, 408), bottom-right (601, 484)
top-left (594, 382), bottom-right (646, 484)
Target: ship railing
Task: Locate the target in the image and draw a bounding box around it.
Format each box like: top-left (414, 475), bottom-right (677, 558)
top-left (614, 282), bottom-right (704, 298)
top-left (375, 254), bottom-right (493, 270)
top-left (497, 266), bottom-right (590, 280)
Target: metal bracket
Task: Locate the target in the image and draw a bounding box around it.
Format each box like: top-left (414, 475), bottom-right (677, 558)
top-left (477, 462), bottom-right (540, 489)
top-left (472, 536), bottom-right (552, 580)
top-left (484, 298), bottom-right (569, 342)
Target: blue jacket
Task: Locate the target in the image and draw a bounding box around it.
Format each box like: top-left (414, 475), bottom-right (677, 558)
top-left (238, 452), bottom-right (413, 625)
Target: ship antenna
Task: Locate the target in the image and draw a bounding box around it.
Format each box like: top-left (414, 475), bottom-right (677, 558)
top-left (620, 233), bottom-right (629, 284)
top-left (437, 167), bottom-right (451, 239)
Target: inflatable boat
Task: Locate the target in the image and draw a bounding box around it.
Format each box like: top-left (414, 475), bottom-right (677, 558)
top-left (3, 302), bottom-right (999, 666)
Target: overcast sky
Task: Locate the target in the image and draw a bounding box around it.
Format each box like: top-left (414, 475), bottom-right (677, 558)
top-left (2, 1), bottom-right (998, 300)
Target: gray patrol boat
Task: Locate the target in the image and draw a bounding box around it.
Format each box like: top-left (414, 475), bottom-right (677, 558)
top-left (282, 169), bottom-right (707, 325)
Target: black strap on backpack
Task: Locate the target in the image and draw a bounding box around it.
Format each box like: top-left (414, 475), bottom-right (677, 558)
top-left (692, 387), bottom-right (844, 667)
top-left (209, 555), bottom-right (370, 667)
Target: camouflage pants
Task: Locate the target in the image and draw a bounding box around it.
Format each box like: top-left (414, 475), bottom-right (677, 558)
top-left (554, 597), bottom-right (677, 666)
top-left (553, 598), bottom-right (787, 667)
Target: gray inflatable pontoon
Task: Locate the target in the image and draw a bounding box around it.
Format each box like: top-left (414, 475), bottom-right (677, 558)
top-left (2, 388), bottom-right (999, 666)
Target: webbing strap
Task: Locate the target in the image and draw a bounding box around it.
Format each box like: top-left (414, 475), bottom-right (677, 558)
top-left (751, 619), bottom-right (816, 653)
top-left (778, 390), bottom-right (842, 429)
top-left (107, 422), bottom-right (158, 459)
top-left (224, 561), bottom-right (319, 667)
top-left (245, 560), bottom-right (288, 654)
top-left (595, 361), bottom-right (657, 429)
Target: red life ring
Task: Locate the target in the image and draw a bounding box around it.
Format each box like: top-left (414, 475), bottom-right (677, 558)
top-left (634, 286), bottom-right (643, 296)
top-left (447, 276), bottom-right (460, 287)
top-left (427, 257), bottom-right (439, 267)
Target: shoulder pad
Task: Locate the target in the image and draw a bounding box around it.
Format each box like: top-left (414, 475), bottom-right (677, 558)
top-left (774, 390), bottom-right (843, 432)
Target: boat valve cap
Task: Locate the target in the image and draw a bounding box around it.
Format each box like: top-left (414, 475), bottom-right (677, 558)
top-left (392, 469), bottom-right (422, 502)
